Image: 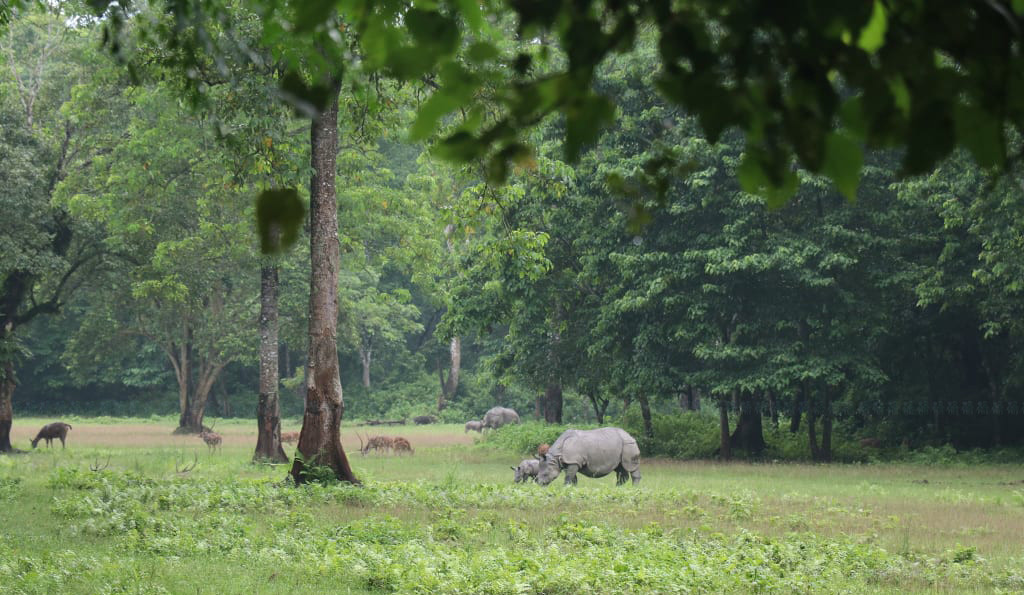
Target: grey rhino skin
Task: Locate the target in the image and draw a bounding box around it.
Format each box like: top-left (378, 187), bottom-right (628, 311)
top-left (482, 406), bottom-right (520, 429)
top-left (511, 458), bottom-right (540, 483)
top-left (464, 420), bottom-right (483, 433)
top-left (536, 427), bottom-right (641, 486)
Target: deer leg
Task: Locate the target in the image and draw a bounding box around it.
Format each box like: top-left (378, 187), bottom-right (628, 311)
top-left (60, 436), bottom-right (66, 449)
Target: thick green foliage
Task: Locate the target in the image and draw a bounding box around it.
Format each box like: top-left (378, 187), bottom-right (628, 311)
top-left (477, 422), bottom-right (585, 455)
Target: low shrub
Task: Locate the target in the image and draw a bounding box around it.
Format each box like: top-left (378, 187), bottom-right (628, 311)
top-left (476, 422), bottom-right (585, 455)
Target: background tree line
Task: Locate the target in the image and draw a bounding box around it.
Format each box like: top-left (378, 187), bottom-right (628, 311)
top-left (2, 4), bottom-right (1024, 461)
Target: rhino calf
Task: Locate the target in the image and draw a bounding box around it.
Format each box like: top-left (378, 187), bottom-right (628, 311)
top-left (464, 420), bottom-right (483, 433)
top-left (536, 427), bottom-right (641, 487)
top-left (512, 458), bottom-right (540, 483)
top-left (32, 422), bottom-right (72, 449)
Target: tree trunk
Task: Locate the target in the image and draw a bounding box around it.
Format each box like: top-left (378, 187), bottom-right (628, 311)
top-left (534, 394), bottom-right (542, 420)
top-left (718, 396), bottom-right (731, 460)
top-left (290, 91), bottom-right (358, 485)
top-left (821, 386), bottom-right (832, 462)
top-left (174, 325), bottom-right (194, 432)
top-left (254, 263), bottom-right (287, 463)
top-left (789, 388), bottom-right (802, 433)
top-left (806, 382), bottom-right (823, 461)
top-left (730, 392), bottom-right (766, 454)
top-left (543, 383), bottom-right (563, 423)
top-left (767, 389), bottom-right (778, 427)
top-left (437, 336), bottom-right (461, 412)
top-left (0, 360), bottom-right (14, 452)
top-left (359, 346), bottom-right (371, 389)
top-left (637, 393), bottom-right (654, 438)
top-left (588, 393), bottom-right (609, 424)
top-left (445, 336), bottom-right (461, 397)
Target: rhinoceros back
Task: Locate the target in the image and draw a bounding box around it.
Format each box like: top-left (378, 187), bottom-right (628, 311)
top-left (552, 427), bottom-right (638, 478)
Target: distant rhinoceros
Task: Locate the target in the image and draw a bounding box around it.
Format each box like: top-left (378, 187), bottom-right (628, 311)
top-left (511, 458), bottom-right (540, 483)
top-left (482, 406), bottom-right (520, 430)
top-left (536, 427), bottom-right (641, 486)
top-left (464, 420), bottom-right (483, 433)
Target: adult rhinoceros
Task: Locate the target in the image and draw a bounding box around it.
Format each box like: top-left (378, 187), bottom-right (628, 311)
top-left (536, 427), bottom-right (641, 486)
top-left (482, 406), bottom-right (520, 429)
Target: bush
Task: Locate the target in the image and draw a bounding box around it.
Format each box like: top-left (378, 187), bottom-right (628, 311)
top-left (477, 422), bottom-right (581, 455)
top-left (621, 411), bottom-right (721, 458)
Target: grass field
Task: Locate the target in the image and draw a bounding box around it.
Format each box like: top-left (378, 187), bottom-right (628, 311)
top-left (2, 417), bottom-right (1023, 594)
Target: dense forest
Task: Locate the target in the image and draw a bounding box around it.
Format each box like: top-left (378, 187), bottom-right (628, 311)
top-left (3, 2), bottom-right (1024, 464)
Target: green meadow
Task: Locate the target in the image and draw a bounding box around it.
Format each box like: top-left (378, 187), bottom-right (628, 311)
top-left (1, 418), bottom-right (1022, 594)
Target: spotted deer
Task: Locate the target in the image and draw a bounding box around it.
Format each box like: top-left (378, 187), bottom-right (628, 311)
top-left (391, 437), bottom-right (414, 456)
top-left (200, 427), bottom-right (223, 452)
top-left (357, 433), bottom-right (393, 455)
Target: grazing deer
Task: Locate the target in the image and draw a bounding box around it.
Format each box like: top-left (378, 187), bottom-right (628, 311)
top-left (357, 432), bottom-right (393, 455)
top-left (31, 422), bottom-right (72, 449)
top-left (200, 428), bottom-right (223, 452)
top-left (281, 431), bottom-right (300, 444)
top-left (391, 437), bottom-right (413, 456)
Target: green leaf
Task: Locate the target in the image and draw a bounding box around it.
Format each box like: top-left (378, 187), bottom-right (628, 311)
top-left (433, 131), bottom-right (483, 162)
top-left (1014, 0), bottom-right (1024, 15)
top-left (256, 189), bottom-right (306, 255)
top-left (292, 0), bottom-right (336, 33)
top-left (738, 152), bottom-right (798, 209)
top-left (410, 91), bottom-right (463, 140)
top-left (903, 101), bottom-right (955, 175)
top-left (565, 93), bottom-right (615, 162)
top-left (822, 132), bottom-right (863, 201)
top-left (467, 42), bottom-right (499, 63)
top-left (405, 9), bottom-right (460, 56)
top-left (278, 71), bottom-right (337, 118)
top-left (858, 1), bottom-right (887, 54)
top-left (953, 103), bottom-right (1005, 168)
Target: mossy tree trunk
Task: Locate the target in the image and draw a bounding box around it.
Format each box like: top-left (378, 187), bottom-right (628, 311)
top-left (254, 263), bottom-right (287, 463)
top-left (290, 92), bottom-right (358, 485)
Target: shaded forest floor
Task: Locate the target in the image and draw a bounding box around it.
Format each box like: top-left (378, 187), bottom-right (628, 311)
top-left (1, 418), bottom-right (1022, 593)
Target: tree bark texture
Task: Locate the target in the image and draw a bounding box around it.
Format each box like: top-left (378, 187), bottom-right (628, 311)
top-left (0, 360), bottom-right (14, 452)
top-left (290, 93), bottom-right (358, 485)
top-left (544, 383), bottom-right (563, 423)
top-left (437, 336), bottom-right (461, 411)
top-left (254, 263), bottom-right (287, 463)
top-left (718, 396), bottom-right (732, 460)
top-left (638, 393), bottom-right (654, 438)
top-left (821, 386), bottom-right (833, 462)
top-left (588, 393), bottom-right (609, 424)
top-left (730, 392), bottom-right (766, 454)
top-left (359, 346), bottom-right (372, 389)
top-left (806, 381), bottom-right (823, 461)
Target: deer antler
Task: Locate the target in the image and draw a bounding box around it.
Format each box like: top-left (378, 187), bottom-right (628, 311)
top-left (89, 455), bottom-right (111, 472)
top-left (175, 453), bottom-right (198, 474)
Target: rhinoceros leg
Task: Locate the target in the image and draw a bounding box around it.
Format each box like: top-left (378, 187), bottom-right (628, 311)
top-left (563, 464), bottom-right (579, 486)
top-left (629, 468), bottom-right (641, 485)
